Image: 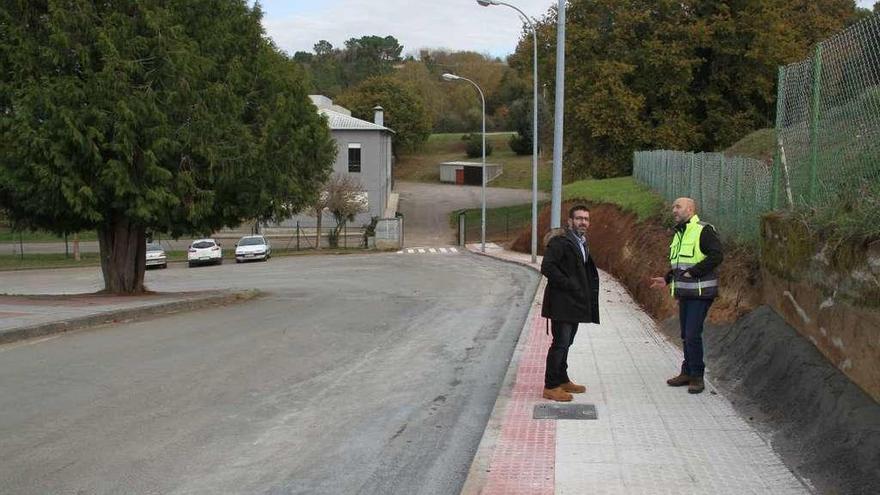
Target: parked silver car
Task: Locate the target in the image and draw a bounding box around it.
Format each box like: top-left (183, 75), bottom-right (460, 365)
top-left (235, 235), bottom-right (271, 263)
top-left (145, 242), bottom-right (167, 269)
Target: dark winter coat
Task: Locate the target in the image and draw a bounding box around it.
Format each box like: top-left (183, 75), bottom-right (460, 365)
top-left (540, 228), bottom-right (600, 324)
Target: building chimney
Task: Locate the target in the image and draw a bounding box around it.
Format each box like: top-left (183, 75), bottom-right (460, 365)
top-left (373, 105), bottom-right (384, 127)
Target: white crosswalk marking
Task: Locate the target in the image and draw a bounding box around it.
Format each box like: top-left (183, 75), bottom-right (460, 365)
top-left (396, 246), bottom-right (462, 256)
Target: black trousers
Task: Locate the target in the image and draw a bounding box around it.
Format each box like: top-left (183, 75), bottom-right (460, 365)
top-left (679, 298), bottom-right (713, 378)
top-left (545, 320), bottom-right (579, 389)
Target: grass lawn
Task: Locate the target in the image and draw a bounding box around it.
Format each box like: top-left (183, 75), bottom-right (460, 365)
top-left (0, 229), bottom-right (98, 243)
top-left (722, 128), bottom-right (775, 163)
top-left (452, 176), bottom-right (665, 242)
top-left (449, 177), bottom-right (663, 242)
top-left (396, 132), bottom-right (552, 190)
top-left (563, 176), bottom-right (665, 220)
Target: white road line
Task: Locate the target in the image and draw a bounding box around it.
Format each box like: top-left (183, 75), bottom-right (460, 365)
top-left (417, 249), bottom-right (426, 254)
top-left (428, 248), bottom-right (437, 253)
top-left (0, 334), bottom-right (63, 353)
top-left (407, 249), bottom-right (415, 254)
top-left (449, 247), bottom-right (458, 253)
top-left (439, 248), bottom-right (448, 253)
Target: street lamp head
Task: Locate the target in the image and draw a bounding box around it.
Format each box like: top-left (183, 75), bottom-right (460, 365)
top-left (441, 73), bottom-right (460, 81)
top-left (476, 0), bottom-right (499, 6)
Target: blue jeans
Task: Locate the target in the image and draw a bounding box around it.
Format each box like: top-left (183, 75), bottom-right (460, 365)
top-left (545, 320), bottom-right (579, 388)
top-left (679, 298), bottom-right (713, 378)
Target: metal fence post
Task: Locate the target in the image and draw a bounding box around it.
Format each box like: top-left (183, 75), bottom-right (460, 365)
top-left (717, 155), bottom-right (725, 219)
top-left (771, 66), bottom-right (785, 210)
top-left (734, 160), bottom-right (741, 235)
top-left (689, 153), bottom-right (695, 198)
top-left (809, 43), bottom-right (823, 205)
top-left (458, 212), bottom-right (466, 247)
top-left (296, 221), bottom-right (300, 251)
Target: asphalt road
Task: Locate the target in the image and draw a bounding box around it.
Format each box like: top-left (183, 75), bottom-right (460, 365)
top-left (396, 181), bottom-right (547, 247)
top-left (0, 251), bottom-right (539, 494)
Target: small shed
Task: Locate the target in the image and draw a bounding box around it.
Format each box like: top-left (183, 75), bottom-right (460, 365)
top-left (439, 161), bottom-right (503, 185)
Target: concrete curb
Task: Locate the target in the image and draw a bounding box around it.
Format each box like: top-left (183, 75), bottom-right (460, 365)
top-left (0, 289), bottom-right (261, 346)
top-left (461, 246), bottom-right (545, 495)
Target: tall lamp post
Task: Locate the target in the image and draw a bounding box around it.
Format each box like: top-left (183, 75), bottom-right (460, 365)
top-left (442, 72), bottom-right (487, 253)
top-left (477, 0), bottom-right (539, 263)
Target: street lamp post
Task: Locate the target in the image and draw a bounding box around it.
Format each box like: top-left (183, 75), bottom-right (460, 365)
top-left (551, 0), bottom-right (565, 229)
top-left (442, 72), bottom-right (487, 253)
top-left (477, 0), bottom-right (539, 263)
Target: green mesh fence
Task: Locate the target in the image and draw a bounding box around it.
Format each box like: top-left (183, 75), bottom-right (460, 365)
top-left (773, 14), bottom-right (880, 212)
top-left (633, 151), bottom-right (771, 242)
top-left (634, 14), bottom-right (880, 243)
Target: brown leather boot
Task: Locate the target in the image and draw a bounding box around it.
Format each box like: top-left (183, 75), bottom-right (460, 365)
top-left (542, 387), bottom-right (573, 402)
top-left (688, 377), bottom-right (705, 394)
top-left (666, 373), bottom-right (691, 387)
top-left (560, 381), bottom-right (587, 394)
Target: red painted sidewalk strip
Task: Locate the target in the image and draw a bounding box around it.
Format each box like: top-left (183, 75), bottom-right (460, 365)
top-left (482, 311), bottom-right (555, 495)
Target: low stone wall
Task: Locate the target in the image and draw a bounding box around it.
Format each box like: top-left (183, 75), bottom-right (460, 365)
top-left (761, 214), bottom-right (880, 403)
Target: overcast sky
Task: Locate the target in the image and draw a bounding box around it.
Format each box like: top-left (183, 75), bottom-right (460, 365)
top-left (256, 0), bottom-right (877, 59)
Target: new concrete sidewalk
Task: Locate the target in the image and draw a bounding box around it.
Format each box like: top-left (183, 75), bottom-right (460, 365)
top-left (463, 243), bottom-right (813, 494)
top-left (0, 290), bottom-right (258, 345)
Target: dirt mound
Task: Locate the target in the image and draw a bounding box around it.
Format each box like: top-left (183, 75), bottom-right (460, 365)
top-left (704, 306), bottom-right (880, 494)
top-left (510, 201), bottom-right (761, 323)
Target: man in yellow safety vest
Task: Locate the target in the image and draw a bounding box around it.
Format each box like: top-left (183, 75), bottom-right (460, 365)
top-left (650, 197), bottom-right (724, 394)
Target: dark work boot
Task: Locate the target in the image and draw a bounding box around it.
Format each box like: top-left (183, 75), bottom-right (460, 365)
top-left (666, 373), bottom-right (691, 387)
top-left (688, 377), bottom-right (705, 394)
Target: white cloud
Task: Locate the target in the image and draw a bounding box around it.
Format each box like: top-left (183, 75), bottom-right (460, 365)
top-left (261, 0), bottom-right (557, 58)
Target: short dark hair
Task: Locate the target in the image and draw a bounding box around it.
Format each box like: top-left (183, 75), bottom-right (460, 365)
top-left (568, 205), bottom-right (590, 218)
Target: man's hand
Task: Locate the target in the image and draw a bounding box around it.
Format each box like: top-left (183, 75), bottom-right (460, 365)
top-left (649, 277), bottom-right (667, 289)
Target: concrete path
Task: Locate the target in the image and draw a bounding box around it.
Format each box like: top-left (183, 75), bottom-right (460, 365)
top-left (463, 244), bottom-right (814, 495)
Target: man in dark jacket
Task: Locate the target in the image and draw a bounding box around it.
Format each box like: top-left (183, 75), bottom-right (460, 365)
top-left (650, 197), bottom-right (723, 394)
top-left (540, 205), bottom-right (600, 402)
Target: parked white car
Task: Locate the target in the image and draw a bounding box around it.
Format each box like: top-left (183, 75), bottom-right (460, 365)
top-left (145, 242), bottom-right (167, 269)
top-left (235, 235), bottom-right (271, 263)
top-left (188, 238), bottom-right (223, 267)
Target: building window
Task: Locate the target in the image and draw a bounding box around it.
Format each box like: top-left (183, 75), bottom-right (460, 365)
top-left (348, 144), bottom-right (361, 173)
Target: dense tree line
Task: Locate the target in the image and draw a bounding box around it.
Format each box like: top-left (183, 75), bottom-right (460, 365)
top-left (294, 38), bottom-right (538, 151)
top-left (513, 0), bottom-right (870, 179)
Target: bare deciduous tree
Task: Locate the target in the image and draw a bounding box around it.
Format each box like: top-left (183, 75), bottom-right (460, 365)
top-left (317, 174), bottom-right (368, 248)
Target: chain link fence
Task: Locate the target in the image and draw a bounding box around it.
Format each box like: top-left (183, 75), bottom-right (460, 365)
top-left (773, 14), bottom-right (880, 213)
top-left (633, 151), bottom-right (771, 242)
top-left (634, 14), bottom-right (880, 243)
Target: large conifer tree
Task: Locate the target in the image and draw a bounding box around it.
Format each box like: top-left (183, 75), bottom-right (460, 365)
top-left (1, 0), bottom-right (335, 293)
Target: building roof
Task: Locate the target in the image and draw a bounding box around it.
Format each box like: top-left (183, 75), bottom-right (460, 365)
top-left (439, 161), bottom-right (501, 168)
top-left (310, 94), bottom-right (393, 133)
top-left (319, 108), bottom-right (393, 133)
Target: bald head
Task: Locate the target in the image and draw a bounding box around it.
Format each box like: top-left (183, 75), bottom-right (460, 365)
top-left (672, 197), bottom-right (697, 224)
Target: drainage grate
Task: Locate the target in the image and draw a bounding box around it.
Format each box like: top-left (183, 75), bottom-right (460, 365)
top-left (533, 403), bottom-right (598, 420)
